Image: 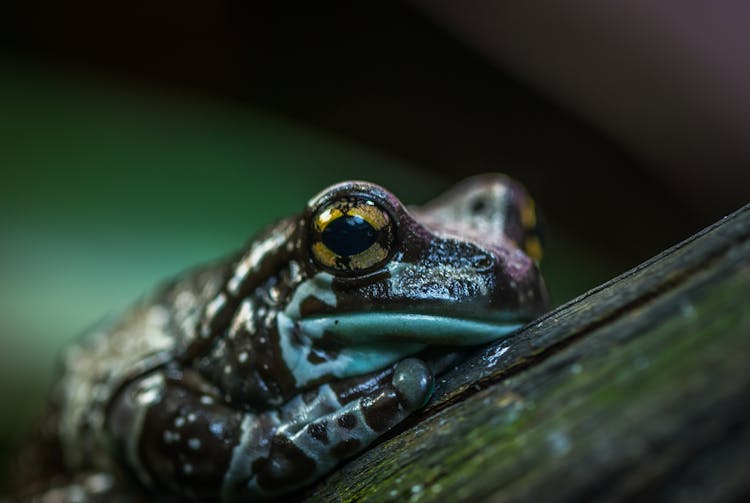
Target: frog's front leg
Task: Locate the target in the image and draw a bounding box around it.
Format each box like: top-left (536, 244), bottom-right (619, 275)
top-left (248, 357), bottom-right (434, 498)
top-left (107, 358), bottom-right (433, 501)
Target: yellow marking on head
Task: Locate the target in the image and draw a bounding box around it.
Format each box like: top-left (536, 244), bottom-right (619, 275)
top-left (524, 236), bottom-right (543, 262)
top-left (521, 197), bottom-right (537, 229)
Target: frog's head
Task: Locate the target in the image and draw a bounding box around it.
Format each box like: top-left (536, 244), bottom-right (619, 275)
top-left (276, 175), bottom-right (549, 388)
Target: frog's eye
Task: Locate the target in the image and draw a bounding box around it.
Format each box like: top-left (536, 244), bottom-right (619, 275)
top-left (310, 197), bottom-right (395, 273)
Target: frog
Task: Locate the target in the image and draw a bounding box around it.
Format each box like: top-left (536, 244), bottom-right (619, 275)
top-left (14, 174), bottom-right (549, 502)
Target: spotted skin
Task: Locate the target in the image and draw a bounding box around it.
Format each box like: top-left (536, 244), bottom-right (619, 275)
top-left (14, 174), bottom-right (549, 501)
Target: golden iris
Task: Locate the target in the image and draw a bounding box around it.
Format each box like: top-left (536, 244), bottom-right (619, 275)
top-left (311, 197), bottom-right (394, 272)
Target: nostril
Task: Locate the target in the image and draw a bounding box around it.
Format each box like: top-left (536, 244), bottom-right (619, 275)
top-left (471, 254), bottom-right (493, 271)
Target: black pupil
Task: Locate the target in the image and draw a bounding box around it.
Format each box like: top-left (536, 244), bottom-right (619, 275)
top-left (322, 214), bottom-right (378, 256)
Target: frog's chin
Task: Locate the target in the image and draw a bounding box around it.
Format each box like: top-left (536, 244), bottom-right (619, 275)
top-left (295, 312), bottom-right (527, 346)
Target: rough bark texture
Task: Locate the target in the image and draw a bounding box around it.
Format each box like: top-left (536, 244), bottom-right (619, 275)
top-left (302, 204), bottom-right (750, 502)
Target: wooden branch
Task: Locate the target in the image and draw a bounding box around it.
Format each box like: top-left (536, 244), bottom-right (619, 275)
top-left (303, 204), bottom-right (750, 502)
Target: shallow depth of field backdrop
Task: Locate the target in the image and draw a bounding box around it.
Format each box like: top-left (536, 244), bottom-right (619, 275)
top-left (1, 2), bottom-right (748, 490)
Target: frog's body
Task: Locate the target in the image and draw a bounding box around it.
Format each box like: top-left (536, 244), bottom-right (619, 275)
top-left (15, 175), bottom-right (548, 501)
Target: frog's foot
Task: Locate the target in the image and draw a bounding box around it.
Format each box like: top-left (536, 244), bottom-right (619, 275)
top-left (249, 358), bottom-right (433, 497)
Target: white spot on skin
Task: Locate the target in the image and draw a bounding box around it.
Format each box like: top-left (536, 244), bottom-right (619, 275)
top-left (183, 463), bottom-right (194, 475)
top-left (113, 372), bottom-right (167, 487)
top-left (230, 299), bottom-right (255, 335)
top-left (202, 294), bottom-right (227, 337)
top-left (288, 260), bottom-right (302, 283)
top-left (188, 438), bottom-right (202, 450)
top-left (135, 373), bottom-right (165, 407)
top-left (200, 395), bottom-right (215, 405)
top-left (174, 290), bottom-right (195, 311)
top-left (209, 422), bottom-right (224, 437)
top-left (188, 413), bottom-right (197, 423)
top-left (224, 364), bottom-right (232, 375)
top-left (269, 287), bottom-right (281, 303)
top-left (174, 416), bottom-right (186, 428)
top-left (238, 351), bottom-right (249, 363)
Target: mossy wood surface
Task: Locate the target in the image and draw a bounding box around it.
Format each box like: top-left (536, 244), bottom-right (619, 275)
top-left (303, 205), bottom-right (750, 502)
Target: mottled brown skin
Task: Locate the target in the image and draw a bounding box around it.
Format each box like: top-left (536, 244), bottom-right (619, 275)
top-left (13, 175), bottom-right (548, 502)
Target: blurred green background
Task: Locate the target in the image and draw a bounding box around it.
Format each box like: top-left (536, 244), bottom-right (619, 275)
top-left (1, 3), bottom-right (737, 492)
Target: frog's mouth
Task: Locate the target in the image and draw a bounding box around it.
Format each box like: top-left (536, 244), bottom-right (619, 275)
top-left (295, 311), bottom-right (526, 346)
top-left (276, 309), bottom-right (529, 387)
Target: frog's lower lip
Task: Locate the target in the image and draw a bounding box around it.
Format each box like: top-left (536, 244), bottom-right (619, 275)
top-left (296, 312), bottom-right (528, 346)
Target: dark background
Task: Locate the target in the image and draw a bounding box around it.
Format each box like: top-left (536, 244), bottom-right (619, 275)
top-left (3, 2), bottom-right (712, 255)
top-left (1, 1), bottom-right (745, 490)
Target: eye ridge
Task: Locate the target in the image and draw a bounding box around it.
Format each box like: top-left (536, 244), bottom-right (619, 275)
top-left (310, 194), bottom-right (396, 273)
